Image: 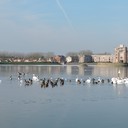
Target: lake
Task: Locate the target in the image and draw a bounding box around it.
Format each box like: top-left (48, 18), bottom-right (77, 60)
top-left (0, 65), bottom-right (128, 128)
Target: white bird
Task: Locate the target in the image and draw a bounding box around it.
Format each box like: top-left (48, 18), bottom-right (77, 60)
top-left (32, 74), bottom-right (39, 81)
top-left (111, 77), bottom-right (125, 85)
top-left (75, 77), bottom-right (79, 82)
top-left (116, 78), bottom-right (125, 85)
top-left (124, 78), bottom-right (128, 84)
top-left (86, 77), bottom-right (91, 84)
top-left (20, 79), bottom-right (24, 84)
top-left (111, 77), bottom-right (117, 84)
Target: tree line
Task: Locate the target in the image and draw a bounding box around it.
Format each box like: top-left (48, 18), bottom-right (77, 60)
top-left (0, 50), bottom-right (110, 59)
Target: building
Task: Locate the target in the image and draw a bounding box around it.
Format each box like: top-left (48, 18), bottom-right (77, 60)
top-left (79, 55), bottom-right (92, 63)
top-left (91, 44), bottom-right (128, 64)
top-left (53, 55), bottom-right (66, 64)
top-left (92, 54), bottom-right (114, 63)
top-left (114, 44), bottom-right (128, 63)
top-left (66, 56), bottom-right (79, 63)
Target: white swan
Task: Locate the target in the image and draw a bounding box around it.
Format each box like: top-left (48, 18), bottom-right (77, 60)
top-left (116, 78), bottom-right (125, 85)
top-left (86, 77), bottom-right (91, 84)
top-left (75, 77), bottom-right (79, 82)
top-left (124, 78), bottom-right (128, 85)
top-left (111, 77), bottom-right (117, 84)
top-left (32, 74), bottom-right (39, 81)
top-left (111, 77), bottom-right (126, 85)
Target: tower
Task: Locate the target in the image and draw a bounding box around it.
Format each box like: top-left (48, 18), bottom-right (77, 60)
top-left (114, 44), bottom-right (127, 63)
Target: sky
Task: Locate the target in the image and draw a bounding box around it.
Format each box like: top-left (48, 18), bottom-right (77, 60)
top-left (0, 0), bottom-right (128, 55)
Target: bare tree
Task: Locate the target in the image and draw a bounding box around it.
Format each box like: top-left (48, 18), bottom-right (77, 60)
top-left (66, 52), bottom-right (78, 57)
top-left (43, 52), bottom-right (55, 58)
top-left (78, 50), bottom-right (93, 56)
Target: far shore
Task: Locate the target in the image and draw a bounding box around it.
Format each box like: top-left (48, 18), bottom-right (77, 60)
top-left (0, 62), bottom-right (61, 65)
top-left (92, 63), bottom-right (128, 66)
top-left (85, 62), bottom-right (128, 67)
top-left (0, 62), bottom-right (128, 67)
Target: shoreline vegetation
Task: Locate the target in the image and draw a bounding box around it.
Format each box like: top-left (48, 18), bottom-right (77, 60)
top-left (0, 62), bottom-right (127, 67)
top-left (96, 62), bottom-right (128, 66)
top-left (85, 62), bottom-right (128, 67)
top-left (0, 62), bottom-right (61, 65)
top-left (88, 62), bottom-right (128, 67)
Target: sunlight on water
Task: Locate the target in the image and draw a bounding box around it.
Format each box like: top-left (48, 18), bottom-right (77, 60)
top-left (0, 65), bottom-right (128, 128)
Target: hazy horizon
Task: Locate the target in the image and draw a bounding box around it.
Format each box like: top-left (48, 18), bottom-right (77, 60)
top-left (0, 0), bottom-right (128, 55)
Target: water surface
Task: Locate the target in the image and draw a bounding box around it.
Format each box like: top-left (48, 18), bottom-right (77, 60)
top-left (0, 65), bottom-right (128, 128)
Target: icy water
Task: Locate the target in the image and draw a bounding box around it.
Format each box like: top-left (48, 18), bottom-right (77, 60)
top-left (0, 65), bottom-right (128, 128)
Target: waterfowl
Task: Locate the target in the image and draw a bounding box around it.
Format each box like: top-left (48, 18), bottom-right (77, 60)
top-left (32, 74), bottom-right (39, 81)
top-left (86, 77), bottom-right (91, 84)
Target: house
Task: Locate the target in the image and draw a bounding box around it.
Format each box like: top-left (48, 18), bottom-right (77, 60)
top-left (66, 56), bottom-right (79, 63)
top-left (53, 55), bottom-right (66, 64)
top-left (79, 55), bottom-right (92, 63)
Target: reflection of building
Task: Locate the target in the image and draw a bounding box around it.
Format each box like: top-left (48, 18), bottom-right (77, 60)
top-left (78, 65), bottom-right (85, 75)
top-left (92, 65), bottom-right (128, 78)
top-left (66, 65), bottom-right (86, 76)
top-left (114, 44), bottom-right (127, 63)
top-left (66, 65), bottom-right (72, 75)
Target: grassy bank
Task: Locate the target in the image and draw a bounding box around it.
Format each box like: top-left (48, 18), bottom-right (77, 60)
top-left (87, 62), bottom-right (128, 67)
top-left (0, 62), bottom-right (61, 65)
top-left (0, 62), bottom-right (127, 66)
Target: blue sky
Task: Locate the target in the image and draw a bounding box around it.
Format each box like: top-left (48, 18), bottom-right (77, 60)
top-left (0, 0), bottom-right (128, 55)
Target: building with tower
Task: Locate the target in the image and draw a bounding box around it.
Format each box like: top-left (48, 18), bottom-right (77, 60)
top-left (114, 44), bottom-right (128, 63)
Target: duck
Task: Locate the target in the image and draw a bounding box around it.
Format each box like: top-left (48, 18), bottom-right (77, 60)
top-left (97, 77), bottom-right (102, 83)
top-left (75, 77), bottom-right (81, 84)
